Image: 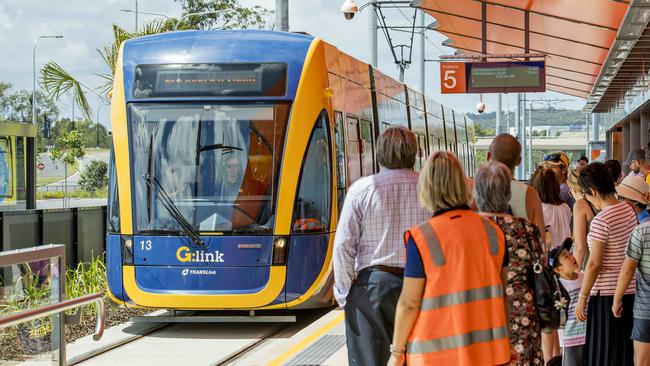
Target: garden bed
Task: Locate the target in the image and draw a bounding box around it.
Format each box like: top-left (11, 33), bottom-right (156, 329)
top-left (0, 300), bottom-right (152, 362)
top-left (0, 255), bottom-right (152, 362)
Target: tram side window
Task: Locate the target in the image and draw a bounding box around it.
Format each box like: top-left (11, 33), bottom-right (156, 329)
top-left (107, 145), bottom-right (120, 233)
top-left (0, 137), bottom-right (13, 198)
top-left (360, 119), bottom-right (374, 176)
top-left (15, 137), bottom-right (25, 201)
top-left (415, 134), bottom-right (427, 171)
top-left (292, 112), bottom-right (332, 233)
top-left (334, 111), bottom-right (346, 211)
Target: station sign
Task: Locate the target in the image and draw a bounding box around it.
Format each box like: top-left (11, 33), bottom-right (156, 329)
top-left (441, 61), bottom-right (545, 94)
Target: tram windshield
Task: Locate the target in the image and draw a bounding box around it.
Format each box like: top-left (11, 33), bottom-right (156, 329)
top-left (128, 103), bottom-right (289, 234)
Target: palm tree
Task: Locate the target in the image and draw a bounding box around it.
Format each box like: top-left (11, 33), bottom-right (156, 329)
top-left (40, 21), bottom-right (167, 119)
top-left (39, 1), bottom-right (273, 120)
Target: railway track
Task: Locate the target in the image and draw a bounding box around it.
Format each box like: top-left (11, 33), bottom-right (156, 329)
top-left (72, 310), bottom-right (329, 366)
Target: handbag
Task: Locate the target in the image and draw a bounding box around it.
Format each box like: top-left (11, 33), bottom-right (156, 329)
top-left (518, 218), bottom-right (568, 331)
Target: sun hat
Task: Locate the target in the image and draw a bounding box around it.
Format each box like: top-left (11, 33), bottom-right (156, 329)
top-left (616, 175), bottom-right (649, 204)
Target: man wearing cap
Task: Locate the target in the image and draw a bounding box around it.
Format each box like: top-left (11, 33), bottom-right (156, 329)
top-left (625, 149), bottom-right (649, 179)
top-left (617, 176), bottom-right (650, 224)
top-left (543, 152), bottom-right (575, 210)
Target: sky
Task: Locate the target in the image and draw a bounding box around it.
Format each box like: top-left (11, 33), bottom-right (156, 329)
top-left (0, 0), bottom-right (586, 131)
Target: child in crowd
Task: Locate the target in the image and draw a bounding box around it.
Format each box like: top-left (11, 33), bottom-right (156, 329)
top-left (549, 239), bottom-right (587, 366)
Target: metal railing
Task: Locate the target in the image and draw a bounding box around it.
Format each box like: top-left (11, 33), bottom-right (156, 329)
top-left (0, 244), bottom-right (105, 365)
top-left (0, 293), bottom-right (105, 340)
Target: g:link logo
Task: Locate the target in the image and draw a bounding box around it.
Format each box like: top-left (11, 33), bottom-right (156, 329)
top-left (176, 246), bottom-right (225, 263)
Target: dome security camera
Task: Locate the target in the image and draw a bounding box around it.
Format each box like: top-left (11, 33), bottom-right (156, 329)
top-left (341, 0), bottom-right (358, 20)
top-left (476, 102), bottom-right (486, 114)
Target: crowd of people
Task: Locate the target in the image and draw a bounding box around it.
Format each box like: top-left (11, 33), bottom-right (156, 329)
top-left (332, 128), bottom-right (650, 366)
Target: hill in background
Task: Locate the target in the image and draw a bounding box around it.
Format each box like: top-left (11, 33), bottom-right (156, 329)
top-left (467, 107), bottom-right (588, 136)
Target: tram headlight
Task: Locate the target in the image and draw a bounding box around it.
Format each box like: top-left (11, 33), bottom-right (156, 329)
top-left (121, 236), bottom-right (134, 265)
top-left (272, 237), bottom-right (289, 265)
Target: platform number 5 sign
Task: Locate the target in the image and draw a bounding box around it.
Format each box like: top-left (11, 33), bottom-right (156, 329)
top-left (440, 62), bottom-right (467, 94)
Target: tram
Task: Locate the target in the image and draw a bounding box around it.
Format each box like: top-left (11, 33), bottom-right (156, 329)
top-left (0, 121), bottom-right (30, 210)
top-left (106, 30), bottom-right (476, 310)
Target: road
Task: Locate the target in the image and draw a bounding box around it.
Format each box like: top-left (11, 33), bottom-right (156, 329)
top-left (36, 198), bottom-right (107, 210)
top-left (37, 149), bottom-right (110, 192)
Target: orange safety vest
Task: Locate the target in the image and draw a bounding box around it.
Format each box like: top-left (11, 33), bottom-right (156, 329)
top-left (404, 210), bottom-right (510, 366)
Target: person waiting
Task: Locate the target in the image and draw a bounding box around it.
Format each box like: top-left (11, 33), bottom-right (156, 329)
top-left (530, 168), bottom-right (572, 249)
top-left (567, 166), bottom-right (597, 269)
top-left (333, 127), bottom-right (431, 366)
top-left (613, 221), bottom-right (650, 366)
top-left (474, 161), bottom-right (544, 365)
top-left (549, 239), bottom-right (587, 366)
top-left (616, 175), bottom-right (650, 224)
top-left (543, 152), bottom-right (575, 210)
top-left (486, 134), bottom-right (546, 241)
top-left (575, 162), bottom-right (637, 366)
top-left (388, 152), bottom-right (517, 366)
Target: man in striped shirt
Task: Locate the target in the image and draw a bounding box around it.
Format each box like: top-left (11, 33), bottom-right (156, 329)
top-left (613, 222), bottom-right (650, 365)
top-left (333, 127), bottom-right (431, 366)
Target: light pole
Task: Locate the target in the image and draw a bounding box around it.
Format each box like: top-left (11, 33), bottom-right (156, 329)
top-left (96, 103), bottom-right (110, 148)
top-left (135, 0), bottom-right (138, 32)
top-left (30, 35), bottom-right (62, 210)
top-left (120, 9), bottom-right (170, 21)
top-left (33, 35), bottom-right (63, 126)
top-left (174, 11), bottom-right (222, 31)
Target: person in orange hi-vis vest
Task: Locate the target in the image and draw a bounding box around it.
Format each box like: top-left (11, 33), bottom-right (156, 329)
top-left (388, 151), bottom-right (518, 366)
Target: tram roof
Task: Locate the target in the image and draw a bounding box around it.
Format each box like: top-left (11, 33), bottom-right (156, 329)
top-left (121, 30), bottom-right (315, 102)
top-left (414, 0), bottom-right (632, 102)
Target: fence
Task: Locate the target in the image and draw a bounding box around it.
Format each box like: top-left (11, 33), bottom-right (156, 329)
top-left (0, 244), bottom-right (105, 365)
top-left (37, 184), bottom-right (80, 193)
top-left (0, 206), bottom-right (107, 268)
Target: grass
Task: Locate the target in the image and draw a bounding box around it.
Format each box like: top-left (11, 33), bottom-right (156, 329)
top-left (36, 187), bottom-right (108, 200)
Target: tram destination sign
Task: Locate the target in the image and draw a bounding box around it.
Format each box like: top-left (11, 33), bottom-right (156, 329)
top-left (440, 61), bottom-right (545, 94)
top-left (133, 63), bottom-right (288, 98)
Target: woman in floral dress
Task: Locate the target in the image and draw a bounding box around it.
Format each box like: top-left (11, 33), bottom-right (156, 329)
top-left (474, 162), bottom-right (544, 365)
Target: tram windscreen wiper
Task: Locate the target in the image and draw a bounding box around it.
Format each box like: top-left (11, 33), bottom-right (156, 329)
top-left (199, 143), bottom-right (243, 152)
top-left (142, 174), bottom-right (205, 247)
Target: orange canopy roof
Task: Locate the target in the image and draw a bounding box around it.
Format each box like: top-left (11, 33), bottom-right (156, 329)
top-left (415, 0), bottom-right (630, 99)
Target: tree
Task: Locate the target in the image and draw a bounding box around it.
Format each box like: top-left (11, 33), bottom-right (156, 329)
top-left (0, 83), bottom-right (60, 152)
top-left (50, 130), bottom-right (86, 207)
top-left (174, 0), bottom-right (273, 30)
top-left (40, 0), bottom-right (273, 120)
top-left (79, 160), bottom-right (108, 193)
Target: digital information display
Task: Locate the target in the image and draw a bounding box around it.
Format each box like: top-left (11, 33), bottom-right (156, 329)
top-left (467, 61), bottom-right (545, 93)
top-left (133, 63), bottom-right (287, 98)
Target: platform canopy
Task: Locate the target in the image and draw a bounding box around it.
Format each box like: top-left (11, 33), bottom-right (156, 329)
top-left (413, 0), bottom-right (631, 100)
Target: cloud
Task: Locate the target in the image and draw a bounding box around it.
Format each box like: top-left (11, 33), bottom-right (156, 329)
top-left (0, 0), bottom-right (584, 129)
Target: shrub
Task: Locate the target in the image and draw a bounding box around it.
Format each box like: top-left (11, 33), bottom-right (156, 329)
top-left (79, 160), bottom-right (108, 193)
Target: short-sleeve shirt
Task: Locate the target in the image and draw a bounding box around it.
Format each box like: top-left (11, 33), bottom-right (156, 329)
top-left (405, 233), bottom-right (509, 278)
top-left (627, 223), bottom-right (650, 319)
top-left (587, 201), bottom-right (637, 296)
top-left (559, 272), bottom-right (587, 347)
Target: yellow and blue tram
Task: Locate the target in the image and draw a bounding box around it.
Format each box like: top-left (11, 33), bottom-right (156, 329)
top-left (106, 30), bottom-right (476, 310)
top-left (0, 121), bottom-right (32, 211)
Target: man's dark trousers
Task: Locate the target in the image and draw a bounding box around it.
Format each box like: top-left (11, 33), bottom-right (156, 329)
top-left (344, 268), bottom-right (403, 366)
